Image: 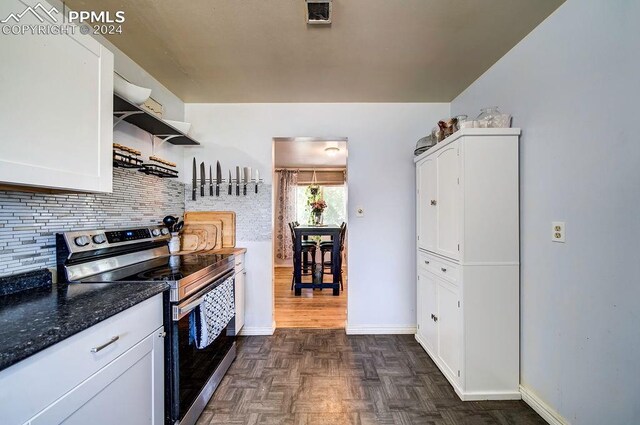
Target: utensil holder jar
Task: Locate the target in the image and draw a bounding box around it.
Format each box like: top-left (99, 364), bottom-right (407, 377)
top-left (169, 234), bottom-right (181, 253)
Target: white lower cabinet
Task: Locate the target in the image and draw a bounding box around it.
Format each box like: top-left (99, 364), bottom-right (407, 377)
top-left (416, 251), bottom-right (520, 401)
top-left (417, 265), bottom-right (462, 385)
top-left (30, 327), bottom-right (164, 425)
top-left (436, 281), bottom-right (461, 382)
top-left (0, 295), bottom-right (164, 425)
top-left (417, 270), bottom-right (438, 354)
top-left (234, 253), bottom-right (246, 335)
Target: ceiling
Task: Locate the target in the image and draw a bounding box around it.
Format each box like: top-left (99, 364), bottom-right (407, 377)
top-left (274, 139), bottom-right (347, 168)
top-left (66, 0), bottom-right (563, 103)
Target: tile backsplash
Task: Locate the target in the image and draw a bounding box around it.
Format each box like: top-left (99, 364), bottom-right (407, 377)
top-left (0, 168), bottom-right (184, 277)
top-left (185, 184), bottom-right (272, 242)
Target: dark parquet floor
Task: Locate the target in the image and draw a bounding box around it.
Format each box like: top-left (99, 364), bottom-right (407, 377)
top-left (196, 329), bottom-right (545, 425)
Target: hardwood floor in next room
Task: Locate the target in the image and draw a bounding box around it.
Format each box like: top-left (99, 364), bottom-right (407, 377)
top-left (196, 330), bottom-right (545, 425)
top-left (275, 267), bottom-right (347, 329)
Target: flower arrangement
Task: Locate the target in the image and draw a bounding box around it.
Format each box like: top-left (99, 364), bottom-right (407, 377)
top-left (310, 199), bottom-right (327, 214)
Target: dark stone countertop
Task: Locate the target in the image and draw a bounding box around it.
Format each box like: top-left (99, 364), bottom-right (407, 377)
top-left (0, 281), bottom-right (169, 372)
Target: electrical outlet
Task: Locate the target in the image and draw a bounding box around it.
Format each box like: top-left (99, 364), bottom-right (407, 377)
top-left (355, 207), bottom-right (365, 217)
top-left (552, 221), bottom-right (565, 243)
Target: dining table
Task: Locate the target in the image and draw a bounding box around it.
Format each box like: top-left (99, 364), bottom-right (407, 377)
top-left (293, 224), bottom-right (342, 296)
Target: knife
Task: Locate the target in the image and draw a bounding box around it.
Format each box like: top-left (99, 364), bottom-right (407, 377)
top-left (236, 166), bottom-right (240, 196)
top-left (255, 169), bottom-right (259, 194)
top-left (228, 170), bottom-right (232, 195)
top-left (191, 158), bottom-right (197, 201)
top-left (209, 165), bottom-right (214, 196)
top-left (216, 161), bottom-right (222, 197)
top-left (243, 167), bottom-right (250, 196)
top-left (200, 162), bottom-right (205, 196)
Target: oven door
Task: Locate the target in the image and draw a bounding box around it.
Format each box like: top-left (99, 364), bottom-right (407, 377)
top-left (166, 270), bottom-right (236, 425)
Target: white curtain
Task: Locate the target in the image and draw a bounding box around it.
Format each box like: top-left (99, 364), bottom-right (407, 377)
top-left (275, 170), bottom-right (298, 260)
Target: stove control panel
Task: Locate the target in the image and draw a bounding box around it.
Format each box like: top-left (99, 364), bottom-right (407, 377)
top-left (61, 226), bottom-right (170, 253)
top-left (105, 228), bottom-right (151, 243)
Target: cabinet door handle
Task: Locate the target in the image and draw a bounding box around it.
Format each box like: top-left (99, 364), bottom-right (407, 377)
top-left (433, 315), bottom-right (438, 322)
top-left (424, 260), bottom-right (430, 264)
top-left (441, 267), bottom-right (447, 273)
top-left (430, 200), bottom-right (437, 206)
top-left (90, 335), bottom-right (119, 353)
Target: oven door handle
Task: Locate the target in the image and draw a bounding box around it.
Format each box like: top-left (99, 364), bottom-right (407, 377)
top-left (173, 297), bottom-right (205, 321)
top-left (172, 270), bottom-right (234, 321)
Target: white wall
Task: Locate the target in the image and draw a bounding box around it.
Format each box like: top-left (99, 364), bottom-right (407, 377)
top-left (185, 103), bottom-right (449, 333)
top-left (451, 1), bottom-right (640, 423)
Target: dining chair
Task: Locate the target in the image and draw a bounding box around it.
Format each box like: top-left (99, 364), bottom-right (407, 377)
top-left (320, 222), bottom-right (346, 290)
top-left (289, 222), bottom-right (317, 290)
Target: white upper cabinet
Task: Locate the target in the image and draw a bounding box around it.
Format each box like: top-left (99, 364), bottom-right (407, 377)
top-left (416, 141), bottom-right (461, 261)
top-left (416, 129), bottom-right (520, 264)
top-left (435, 143), bottom-right (460, 260)
top-left (417, 157), bottom-right (437, 252)
top-left (0, 0), bottom-right (114, 192)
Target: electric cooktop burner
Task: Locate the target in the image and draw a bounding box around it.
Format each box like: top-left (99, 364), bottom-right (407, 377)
top-left (80, 252), bottom-right (233, 284)
top-left (136, 269), bottom-right (186, 282)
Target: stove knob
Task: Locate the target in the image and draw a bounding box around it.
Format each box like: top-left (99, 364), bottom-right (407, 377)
top-left (74, 236), bottom-right (91, 247)
top-left (92, 234), bottom-right (107, 244)
top-left (160, 228), bottom-right (169, 235)
top-left (151, 228), bottom-right (161, 237)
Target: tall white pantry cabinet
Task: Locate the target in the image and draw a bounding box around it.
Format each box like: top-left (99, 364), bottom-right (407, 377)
top-left (414, 128), bottom-right (521, 401)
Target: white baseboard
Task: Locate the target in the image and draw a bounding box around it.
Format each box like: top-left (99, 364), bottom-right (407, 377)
top-left (520, 385), bottom-right (568, 425)
top-left (345, 324), bottom-right (417, 335)
top-left (460, 390), bottom-right (521, 401)
top-left (238, 322), bottom-right (276, 336)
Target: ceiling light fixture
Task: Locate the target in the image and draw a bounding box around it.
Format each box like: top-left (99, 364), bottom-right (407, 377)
top-left (325, 147), bottom-right (340, 157)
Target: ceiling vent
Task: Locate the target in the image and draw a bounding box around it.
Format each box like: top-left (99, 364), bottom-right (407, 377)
top-left (306, 0), bottom-right (332, 25)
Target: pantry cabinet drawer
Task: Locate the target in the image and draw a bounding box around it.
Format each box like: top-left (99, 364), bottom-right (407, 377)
top-left (418, 251), bottom-right (433, 273)
top-left (0, 295), bottom-right (162, 425)
top-left (418, 251), bottom-right (460, 285)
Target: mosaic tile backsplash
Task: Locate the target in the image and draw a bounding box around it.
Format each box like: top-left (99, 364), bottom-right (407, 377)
top-left (184, 184), bottom-right (272, 242)
top-left (0, 168), bottom-right (184, 277)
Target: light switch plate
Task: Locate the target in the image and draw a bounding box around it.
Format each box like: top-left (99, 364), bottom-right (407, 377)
top-left (355, 207), bottom-right (365, 217)
top-left (552, 221), bottom-right (565, 243)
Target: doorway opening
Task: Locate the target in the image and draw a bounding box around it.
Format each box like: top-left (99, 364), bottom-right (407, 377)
top-left (272, 137), bottom-right (348, 329)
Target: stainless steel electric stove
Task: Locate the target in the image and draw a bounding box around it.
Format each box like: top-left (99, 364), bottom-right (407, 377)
top-left (56, 226), bottom-right (237, 425)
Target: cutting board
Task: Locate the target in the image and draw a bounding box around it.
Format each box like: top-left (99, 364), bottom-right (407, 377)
top-left (183, 222), bottom-right (221, 250)
top-left (181, 234), bottom-right (200, 252)
top-left (184, 211), bottom-right (236, 247)
top-left (181, 227), bottom-right (209, 251)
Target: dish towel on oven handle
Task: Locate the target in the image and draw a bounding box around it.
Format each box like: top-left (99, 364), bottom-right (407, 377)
top-left (189, 276), bottom-right (235, 349)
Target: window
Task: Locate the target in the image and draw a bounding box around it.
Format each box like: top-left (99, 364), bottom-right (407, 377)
top-left (295, 185), bottom-right (346, 225)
